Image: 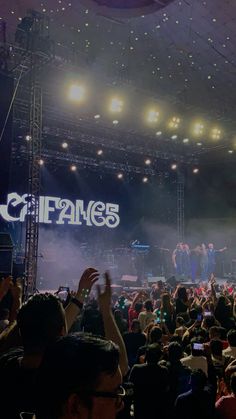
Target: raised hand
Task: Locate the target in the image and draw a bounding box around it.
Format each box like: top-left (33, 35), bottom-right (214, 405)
top-left (77, 268), bottom-right (99, 301)
top-left (97, 271), bottom-right (112, 313)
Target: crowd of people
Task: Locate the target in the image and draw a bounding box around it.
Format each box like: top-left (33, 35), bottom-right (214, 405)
top-left (0, 269), bottom-right (236, 419)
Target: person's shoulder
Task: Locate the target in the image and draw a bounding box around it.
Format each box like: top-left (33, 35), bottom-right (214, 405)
top-left (0, 346), bottom-right (23, 366)
top-left (216, 395), bottom-right (234, 408)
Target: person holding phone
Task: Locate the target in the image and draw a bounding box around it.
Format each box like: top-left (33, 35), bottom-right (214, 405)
top-left (180, 338), bottom-right (208, 377)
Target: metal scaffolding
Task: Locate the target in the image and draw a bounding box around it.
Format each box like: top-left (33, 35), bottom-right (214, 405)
top-left (23, 11), bottom-right (50, 296)
top-left (177, 171), bottom-right (185, 242)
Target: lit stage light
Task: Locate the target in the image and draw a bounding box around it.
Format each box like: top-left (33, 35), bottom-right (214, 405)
top-left (94, 114), bottom-right (101, 119)
top-left (97, 149), bottom-right (103, 156)
top-left (39, 159), bottom-right (44, 166)
top-left (62, 142), bottom-right (68, 149)
top-left (171, 163), bottom-right (177, 170)
top-left (68, 84), bottom-right (86, 102)
top-left (110, 97), bottom-right (123, 113)
top-left (197, 142), bottom-right (202, 146)
top-left (112, 120), bottom-right (119, 125)
top-left (142, 177), bottom-right (148, 183)
top-left (70, 165), bottom-right (77, 171)
top-left (211, 128), bottom-right (221, 140)
top-left (145, 158), bottom-right (151, 165)
top-left (147, 109), bottom-right (159, 123)
top-left (25, 135), bottom-right (31, 141)
top-left (183, 138), bottom-right (189, 143)
top-left (228, 150), bottom-right (234, 154)
top-left (117, 173), bottom-right (123, 179)
top-left (171, 135), bottom-right (178, 140)
top-left (156, 131), bottom-right (162, 136)
top-left (193, 168), bottom-right (199, 174)
top-left (169, 116), bottom-right (180, 129)
top-left (193, 122), bottom-right (204, 136)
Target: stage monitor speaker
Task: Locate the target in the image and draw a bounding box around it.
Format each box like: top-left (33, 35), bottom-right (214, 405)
top-left (121, 275), bottom-right (138, 283)
top-left (0, 233), bottom-right (13, 276)
top-left (0, 74), bottom-right (14, 204)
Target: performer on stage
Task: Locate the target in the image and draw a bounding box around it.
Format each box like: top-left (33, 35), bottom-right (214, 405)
top-left (190, 245), bottom-right (201, 282)
top-left (172, 243), bottom-right (184, 277)
top-left (207, 243), bottom-right (227, 277)
top-left (182, 243), bottom-right (191, 279)
top-left (200, 243), bottom-right (208, 281)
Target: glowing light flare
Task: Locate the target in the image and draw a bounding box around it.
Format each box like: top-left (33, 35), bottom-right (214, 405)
top-left (142, 177), bottom-right (148, 183)
top-left (117, 173), bottom-right (123, 179)
top-left (156, 131), bottom-right (162, 136)
top-left (97, 149), bottom-right (103, 156)
top-left (39, 159), bottom-right (44, 166)
top-left (171, 163), bottom-right (177, 170)
top-left (146, 109), bottom-right (159, 123)
top-left (62, 142), bottom-right (68, 149)
top-left (169, 116), bottom-right (180, 129)
top-left (145, 158), bottom-right (151, 165)
top-left (25, 135), bottom-right (31, 141)
top-left (193, 168), bottom-right (199, 174)
top-left (68, 84), bottom-right (86, 102)
top-left (70, 165), bottom-right (77, 171)
top-left (211, 128), bottom-right (221, 140)
top-left (110, 97), bottom-right (123, 113)
top-left (193, 122), bottom-right (204, 136)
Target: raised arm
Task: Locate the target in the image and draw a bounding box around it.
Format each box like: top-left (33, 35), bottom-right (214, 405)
top-left (65, 268), bottom-right (99, 331)
top-left (98, 272), bottom-right (129, 377)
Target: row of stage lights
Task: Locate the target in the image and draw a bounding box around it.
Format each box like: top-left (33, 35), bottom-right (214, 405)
top-left (68, 84), bottom-right (224, 142)
top-left (37, 157), bottom-right (199, 179)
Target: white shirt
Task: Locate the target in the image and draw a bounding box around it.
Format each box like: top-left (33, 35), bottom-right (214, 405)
top-left (138, 311), bottom-right (156, 331)
top-left (180, 354), bottom-right (208, 377)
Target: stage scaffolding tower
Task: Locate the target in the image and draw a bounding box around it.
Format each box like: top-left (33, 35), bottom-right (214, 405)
top-left (177, 172), bottom-right (185, 242)
top-left (23, 11), bottom-right (50, 296)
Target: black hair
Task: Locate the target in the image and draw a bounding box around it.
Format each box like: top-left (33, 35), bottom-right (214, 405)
top-left (227, 329), bottom-right (236, 347)
top-left (149, 326), bottom-right (162, 343)
top-left (36, 333), bottom-right (120, 419)
top-left (145, 343), bottom-right (162, 364)
top-left (168, 342), bottom-right (183, 363)
top-left (210, 339), bottom-right (223, 357)
top-left (17, 293), bottom-right (65, 353)
top-left (191, 369), bottom-right (207, 391)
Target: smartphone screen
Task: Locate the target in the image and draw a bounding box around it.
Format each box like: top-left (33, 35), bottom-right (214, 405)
top-left (197, 314), bottom-right (202, 321)
top-left (193, 343), bottom-right (204, 351)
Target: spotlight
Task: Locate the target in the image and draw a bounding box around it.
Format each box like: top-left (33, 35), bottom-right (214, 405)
top-left (142, 177), bottom-right (148, 183)
top-left (97, 149), bottom-right (103, 156)
top-left (169, 116), bottom-right (180, 129)
top-left (68, 84), bottom-right (86, 102)
top-left (197, 142), bottom-right (202, 146)
top-left (171, 163), bottom-right (177, 170)
top-left (193, 168), bottom-right (199, 174)
top-left (183, 138), bottom-right (189, 143)
top-left (38, 159), bottom-right (44, 166)
top-left (147, 109), bottom-right (159, 123)
top-left (117, 173), bottom-right (123, 179)
top-left (171, 135), bottom-right (178, 140)
top-left (25, 135), bottom-right (31, 141)
top-left (211, 128), bottom-right (221, 140)
top-left (70, 165), bottom-right (77, 171)
top-left (193, 122), bottom-right (204, 136)
top-left (156, 131), bottom-right (162, 136)
top-left (145, 158), bottom-right (151, 165)
top-left (94, 114), bottom-right (101, 119)
top-left (110, 98), bottom-right (123, 113)
top-left (62, 142), bottom-right (68, 149)
top-left (112, 120), bottom-right (119, 125)
top-left (228, 150), bottom-right (234, 154)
